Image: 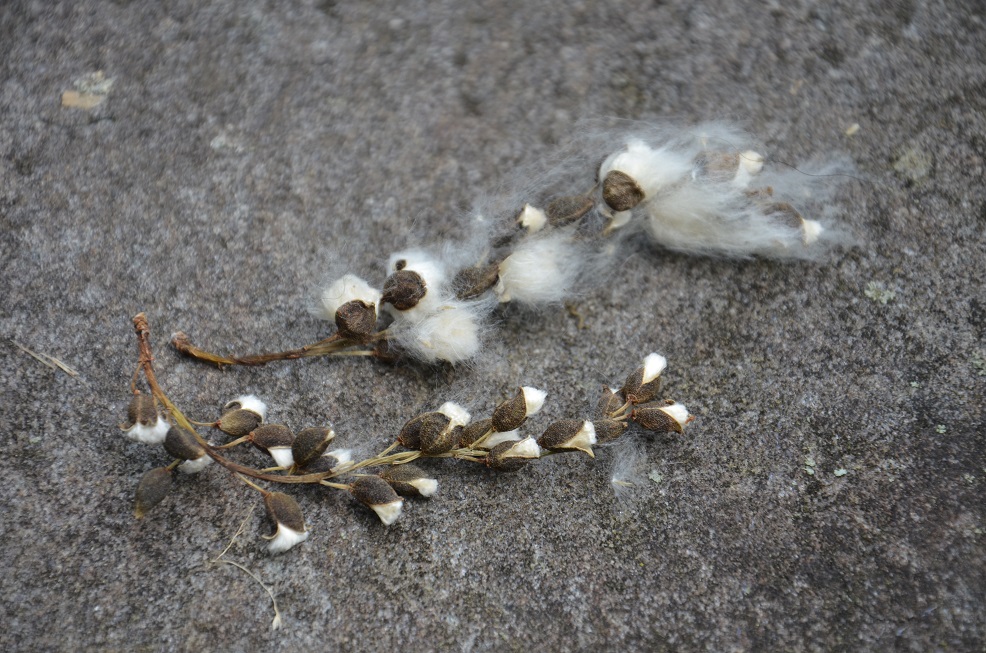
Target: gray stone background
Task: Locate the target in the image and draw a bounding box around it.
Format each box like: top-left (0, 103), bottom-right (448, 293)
top-left (1, 0), bottom-right (984, 650)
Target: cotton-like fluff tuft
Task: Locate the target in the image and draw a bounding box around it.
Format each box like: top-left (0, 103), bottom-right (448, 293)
top-left (394, 299), bottom-right (485, 364)
top-left (316, 274), bottom-right (381, 320)
top-left (599, 139), bottom-right (694, 200)
top-left (494, 232), bottom-right (583, 305)
top-left (644, 182), bottom-right (819, 258)
top-left (609, 440), bottom-right (648, 512)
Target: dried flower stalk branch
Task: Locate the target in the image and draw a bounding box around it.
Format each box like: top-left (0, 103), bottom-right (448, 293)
top-left (170, 123), bottom-right (847, 369)
top-left (124, 314), bottom-right (692, 554)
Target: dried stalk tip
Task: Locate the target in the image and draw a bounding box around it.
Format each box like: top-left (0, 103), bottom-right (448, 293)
top-left (485, 437), bottom-right (541, 472)
top-left (263, 491), bottom-right (309, 554)
top-left (545, 194), bottom-right (595, 228)
top-left (619, 353), bottom-right (667, 405)
top-left (602, 170), bottom-right (645, 212)
top-left (350, 476), bottom-right (404, 525)
top-left (291, 426), bottom-right (336, 469)
top-left (134, 467), bottom-right (173, 519)
top-left (593, 418), bottom-right (628, 444)
top-left (537, 419), bottom-right (597, 457)
top-left (335, 300), bottom-right (377, 343)
top-left (163, 426), bottom-right (206, 461)
top-left (380, 464), bottom-right (438, 498)
top-left (630, 402), bottom-right (692, 433)
top-left (381, 269), bottom-right (427, 311)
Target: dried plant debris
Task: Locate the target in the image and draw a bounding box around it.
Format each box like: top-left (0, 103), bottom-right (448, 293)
top-left (864, 281), bottom-right (896, 305)
top-left (123, 314), bottom-right (692, 554)
top-left (169, 122), bottom-right (851, 369)
top-left (61, 71), bottom-right (114, 109)
top-left (114, 123), bottom-right (853, 627)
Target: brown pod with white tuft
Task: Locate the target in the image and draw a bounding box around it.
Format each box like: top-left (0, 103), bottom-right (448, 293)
top-left (263, 491), bottom-right (309, 554)
top-left (619, 353), bottom-right (667, 405)
top-left (250, 424), bottom-right (295, 468)
top-left (217, 395), bottom-right (267, 437)
top-left (351, 476), bottom-right (404, 525)
top-left (537, 419), bottom-right (597, 457)
top-left (380, 464), bottom-right (438, 498)
top-left (491, 386), bottom-right (547, 433)
top-left (485, 437), bottom-right (542, 472)
top-left (630, 401), bottom-right (692, 434)
top-left (291, 426), bottom-right (336, 469)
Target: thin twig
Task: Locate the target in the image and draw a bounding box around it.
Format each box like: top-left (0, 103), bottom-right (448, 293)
top-left (12, 340), bottom-right (80, 377)
top-left (210, 559), bottom-right (283, 630)
top-left (171, 331), bottom-right (350, 367)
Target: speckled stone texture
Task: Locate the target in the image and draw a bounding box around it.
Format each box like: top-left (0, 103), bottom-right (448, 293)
top-left (2, 1), bottom-right (984, 651)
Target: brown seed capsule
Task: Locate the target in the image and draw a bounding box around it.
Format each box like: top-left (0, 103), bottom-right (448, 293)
top-left (250, 424), bottom-right (294, 450)
top-left (398, 412), bottom-right (450, 450)
top-left (537, 419), bottom-right (597, 457)
top-left (350, 476), bottom-right (404, 525)
top-left (492, 391), bottom-right (527, 433)
top-left (630, 403), bottom-right (689, 434)
top-left (126, 393), bottom-right (158, 427)
top-left (297, 451), bottom-right (344, 474)
top-left (453, 262), bottom-right (500, 300)
top-left (693, 151), bottom-right (740, 179)
top-left (163, 426), bottom-right (205, 461)
top-left (380, 464), bottom-right (438, 498)
top-left (597, 386), bottom-right (624, 417)
top-left (381, 269), bottom-right (427, 310)
top-left (459, 418), bottom-right (493, 448)
top-left (372, 338), bottom-right (403, 363)
top-left (492, 386), bottom-right (547, 432)
top-left (420, 424), bottom-right (462, 456)
top-left (769, 201), bottom-right (805, 228)
top-left (291, 427), bottom-right (336, 469)
top-left (264, 491), bottom-right (306, 534)
top-left (485, 438), bottom-right (540, 472)
top-left (602, 170), bottom-right (645, 212)
top-left (335, 299), bottom-right (377, 342)
top-left (217, 409), bottom-right (263, 437)
top-left (263, 491), bottom-right (309, 553)
top-left (619, 354), bottom-right (667, 405)
top-left (134, 467), bottom-right (173, 519)
top-left (545, 194), bottom-right (595, 227)
top-left (593, 418), bottom-right (628, 444)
